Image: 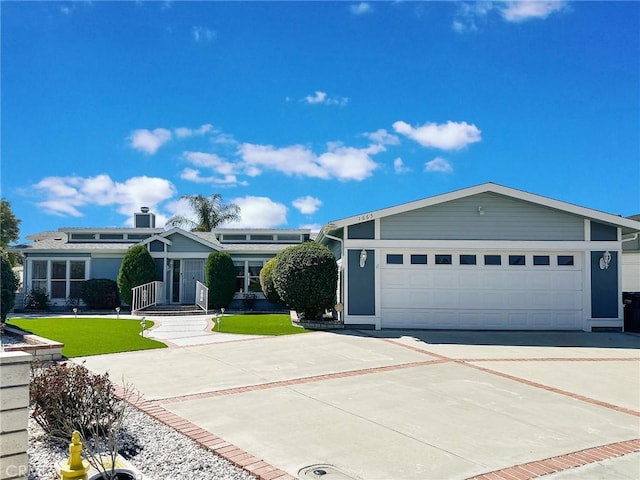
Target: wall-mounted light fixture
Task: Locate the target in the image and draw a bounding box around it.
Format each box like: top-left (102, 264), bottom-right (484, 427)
top-left (166, 259), bottom-right (173, 272)
top-left (359, 249), bottom-right (368, 268)
top-left (599, 250), bottom-right (612, 270)
top-left (477, 206), bottom-right (485, 216)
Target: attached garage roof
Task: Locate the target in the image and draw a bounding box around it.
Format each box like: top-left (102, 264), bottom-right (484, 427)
top-left (318, 183), bottom-right (640, 240)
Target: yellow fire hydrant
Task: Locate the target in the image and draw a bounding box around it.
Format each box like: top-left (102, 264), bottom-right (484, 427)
top-left (57, 431), bottom-right (89, 480)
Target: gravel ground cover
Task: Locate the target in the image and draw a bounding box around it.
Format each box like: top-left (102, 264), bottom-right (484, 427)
top-left (27, 407), bottom-right (255, 480)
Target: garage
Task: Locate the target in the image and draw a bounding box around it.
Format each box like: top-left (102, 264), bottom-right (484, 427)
top-left (317, 183), bottom-right (640, 332)
top-left (380, 250), bottom-right (583, 330)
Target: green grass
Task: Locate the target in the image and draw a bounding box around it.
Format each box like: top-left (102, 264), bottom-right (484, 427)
top-left (213, 314), bottom-right (309, 336)
top-left (6, 317), bottom-right (167, 357)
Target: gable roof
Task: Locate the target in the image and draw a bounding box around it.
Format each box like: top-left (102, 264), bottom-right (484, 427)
top-left (318, 182), bottom-right (640, 241)
top-left (141, 227), bottom-right (223, 251)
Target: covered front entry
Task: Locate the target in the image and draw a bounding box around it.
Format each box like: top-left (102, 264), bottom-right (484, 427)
top-left (170, 259), bottom-right (205, 304)
top-left (380, 250), bottom-right (583, 330)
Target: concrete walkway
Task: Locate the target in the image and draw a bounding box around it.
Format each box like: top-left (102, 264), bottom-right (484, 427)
top-left (140, 314), bottom-right (262, 347)
top-left (78, 329), bottom-right (640, 480)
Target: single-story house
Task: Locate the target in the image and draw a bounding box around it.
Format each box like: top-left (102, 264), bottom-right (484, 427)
top-left (316, 183), bottom-right (640, 332)
top-left (10, 207), bottom-right (310, 311)
top-left (11, 182), bottom-right (640, 331)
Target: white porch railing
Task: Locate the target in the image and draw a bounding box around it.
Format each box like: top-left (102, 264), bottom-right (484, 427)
top-left (195, 281), bottom-right (208, 314)
top-left (132, 281), bottom-right (164, 314)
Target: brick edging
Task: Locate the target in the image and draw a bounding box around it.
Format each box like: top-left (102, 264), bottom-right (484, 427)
top-left (465, 438), bottom-right (640, 480)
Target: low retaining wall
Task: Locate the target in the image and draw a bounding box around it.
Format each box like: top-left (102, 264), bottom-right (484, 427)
top-left (290, 311), bottom-right (344, 330)
top-left (2, 326), bottom-right (63, 362)
top-left (0, 351), bottom-right (31, 480)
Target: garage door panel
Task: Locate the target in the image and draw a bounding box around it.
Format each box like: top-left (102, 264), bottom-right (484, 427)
top-left (380, 251), bottom-right (583, 330)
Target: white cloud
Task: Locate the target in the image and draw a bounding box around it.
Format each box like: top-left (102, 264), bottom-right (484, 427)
top-left (238, 142), bottom-right (379, 181)
top-left (425, 157), bottom-right (453, 174)
top-left (393, 120), bottom-right (482, 150)
top-left (183, 151), bottom-right (236, 175)
top-left (365, 129), bottom-right (400, 146)
top-left (179, 168), bottom-right (244, 186)
top-left (304, 91), bottom-right (327, 104)
top-left (293, 196), bottom-right (322, 215)
top-left (174, 124), bottom-right (213, 138)
top-left (500, 1), bottom-right (566, 22)
top-left (33, 174), bottom-right (176, 219)
top-left (192, 26), bottom-right (216, 43)
top-left (453, 1), bottom-right (565, 32)
top-left (300, 223), bottom-right (323, 233)
top-left (351, 2), bottom-right (372, 15)
top-left (393, 157), bottom-right (410, 174)
top-left (302, 91), bottom-right (349, 106)
top-left (227, 196), bottom-right (288, 228)
top-left (129, 128), bottom-right (172, 154)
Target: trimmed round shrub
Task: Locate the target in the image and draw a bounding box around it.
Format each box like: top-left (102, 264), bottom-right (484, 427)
top-left (80, 279), bottom-right (121, 310)
top-left (206, 251), bottom-right (236, 309)
top-left (1, 253), bottom-right (18, 321)
top-left (117, 245), bottom-right (159, 306)
top-left (273, 242), bottom-right (337, 320)
top-left (260, 256), bottom-right (283, 305)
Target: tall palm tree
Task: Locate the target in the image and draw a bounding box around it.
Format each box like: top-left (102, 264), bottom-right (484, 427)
top-left (166, 194), bottom-right (241, 232)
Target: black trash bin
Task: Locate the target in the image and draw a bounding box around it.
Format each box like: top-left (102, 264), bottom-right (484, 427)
top-left (623, 292), bottom-right (640, 332)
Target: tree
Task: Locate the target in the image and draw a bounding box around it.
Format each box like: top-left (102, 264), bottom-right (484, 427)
top-left (1, 253), bottom-right (19, 322)
top-left (205, 252), bottom-right (236, 309)
top-left (117, 246), bottom-right (159, 306)
top-left (260, 256), bottom-right (283, 305)
top-left (1, 199), bottom-right (22, 266)
top-left (0, 199), bottom-right (20, 248)
top-left (166, 194), bottom-right (240, 232)
top-left (273, 243), bottom-right (337, 320)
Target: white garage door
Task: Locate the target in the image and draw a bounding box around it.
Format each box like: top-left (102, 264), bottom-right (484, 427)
top-left (380, 251), bottom-right (583, 330)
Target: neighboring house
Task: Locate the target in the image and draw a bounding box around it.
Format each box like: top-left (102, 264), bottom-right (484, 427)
top-left (622, 213), bottom-right (640, 292)
top-left (10, 208), bottom-right (310, 311)
top-left (316, 183), bottom-right (640, 332)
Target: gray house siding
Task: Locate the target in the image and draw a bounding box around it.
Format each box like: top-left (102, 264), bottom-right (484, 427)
top-left (347, 249), bottom-right (375, 315)
top-left (380, 193), bottom-right (585, 241)
top-left (591, 222), bottom-right (617, 241)
top-left (347, 221), bottom-right (375, 239)
top-left (591, 251), bottom-right (619, 318)
top-left (91, 258), bottom-right (122, 279)
top-left (166, 234), bottom-right (214, 253)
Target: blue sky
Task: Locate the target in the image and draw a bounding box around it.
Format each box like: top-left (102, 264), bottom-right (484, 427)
top-left (2, 1), bottom-right (639, 242)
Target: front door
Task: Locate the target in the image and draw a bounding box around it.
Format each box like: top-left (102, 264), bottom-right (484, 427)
top-left (180, 259), bottom-right (205, 304)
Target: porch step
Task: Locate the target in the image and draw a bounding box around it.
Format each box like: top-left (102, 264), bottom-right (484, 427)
top-left (136, 305), bottom-right (208, 316)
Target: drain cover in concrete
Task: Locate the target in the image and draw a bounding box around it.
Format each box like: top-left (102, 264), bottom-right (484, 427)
top-left (298, 464), bottom-right (359, 480)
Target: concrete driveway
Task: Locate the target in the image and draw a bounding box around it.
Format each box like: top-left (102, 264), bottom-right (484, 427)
top-left (78, 330), bottom-right (640, 480)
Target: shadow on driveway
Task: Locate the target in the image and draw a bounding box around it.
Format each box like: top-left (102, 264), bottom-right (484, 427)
top-left (337, 328), bottom-right (640, 349)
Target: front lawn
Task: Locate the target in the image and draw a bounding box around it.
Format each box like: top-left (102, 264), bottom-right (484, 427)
top-left (6, 317), bottom-right (166, 357)
top-left (212, 313), bottom-right (309, 336)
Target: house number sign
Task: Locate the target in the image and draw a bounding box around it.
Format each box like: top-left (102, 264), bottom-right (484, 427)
top-left (357, 213), bottom-right (374, 222)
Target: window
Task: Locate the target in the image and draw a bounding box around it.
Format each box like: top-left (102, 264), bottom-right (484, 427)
top-left (386, 254), bottom-right (403, 264)
top-left (248, 261), bottom-right (263, 292)
top-left (222, 234), bottom-right (247, 242)
top-left (234, 260), bottom-right (266, 293)
top-left (69, 261), bottom-right (86, 298)
top-left (51, 261), bottom-right (67, 299)
top-left (127, 234), bottom-right (151, 241)
top-left (435, 255), bottom-right (452, 265)
top-left (533, 255), bottom-right (550, 266)
top-left (484, 255), bottom-right (501, 266)
top-left (558, 255), bottom-right (574, 266)
top-left (460, 255), bottom-right (476, 265)
top-left (100, 234), bottom-right (124, 240)
top-left (70, 233), bottom-right (95, 241)
top-left (509, 255), bottom-right (526, 266)
top-left (31, 261), bottom-right (47, 292)
top-left (277, 234), bottom-right (301, 242)
top-left (410, 254), bottom-right (427, 265)
top-left (249, 234), bottom-right (274, 242)
top-left (149, 240), bottom-right (165, 252)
